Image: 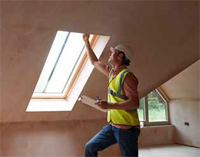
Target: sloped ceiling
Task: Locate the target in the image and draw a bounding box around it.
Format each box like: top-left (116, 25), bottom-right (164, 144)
top-left (0, 1), bottom-right (199, 122)
top-left (161, 60), bottom-right (200, 100)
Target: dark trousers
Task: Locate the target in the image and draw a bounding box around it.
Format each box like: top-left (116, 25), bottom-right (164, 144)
top-left (85, 125), bottom-right (140, 157)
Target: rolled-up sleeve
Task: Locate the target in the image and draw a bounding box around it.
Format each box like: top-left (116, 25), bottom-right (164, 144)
top-left (123, 73), bottom-right (139, 97)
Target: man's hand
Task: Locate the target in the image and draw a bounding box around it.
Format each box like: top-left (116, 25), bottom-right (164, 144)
top-left (95, 100), bottom-right (112, 109)
top-left (83, 33), bottom-right (90, 42)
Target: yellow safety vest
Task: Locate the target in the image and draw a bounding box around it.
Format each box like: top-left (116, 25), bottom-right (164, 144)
top-left (107, 68), bottom-right (140, 126)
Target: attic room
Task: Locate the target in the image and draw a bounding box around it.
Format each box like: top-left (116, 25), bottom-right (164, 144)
top-left (0, 1), bottom-right (199, 157)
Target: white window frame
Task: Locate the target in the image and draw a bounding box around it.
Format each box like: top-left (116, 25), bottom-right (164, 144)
top-left (32, 33), bottom-right (98, 99)
top-left (26, 34), bottom-right (110, 112)
top-left (139, 88), bottom-right (170, 126)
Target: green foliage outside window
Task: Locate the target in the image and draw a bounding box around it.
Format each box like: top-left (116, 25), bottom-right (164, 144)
top-left (137, 97), bottom-right (145, 121)
top-left (137, 90), bottom-right (167, 123)
top-left (148, 90), bottom-right (167, 122)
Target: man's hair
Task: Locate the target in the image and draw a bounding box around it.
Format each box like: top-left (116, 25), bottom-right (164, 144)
top-left (118, 51), bottom-right (131, 66)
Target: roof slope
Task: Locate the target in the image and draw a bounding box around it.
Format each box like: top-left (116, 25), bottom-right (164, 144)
top-left (1, 1), bottom-right (199, 122)
top-left (161, 60), bottom-right (199, 100)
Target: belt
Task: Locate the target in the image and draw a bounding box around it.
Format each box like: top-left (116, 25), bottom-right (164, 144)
top-left (109, 122), bottom-right (140, 130)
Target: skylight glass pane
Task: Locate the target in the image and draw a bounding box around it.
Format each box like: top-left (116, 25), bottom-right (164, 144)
top-left (34, 31), bottom-right (69, 93)
top-left (33, 31), bottom-right (95, 95)
top-left (45, 32), bottom-right (85, 93)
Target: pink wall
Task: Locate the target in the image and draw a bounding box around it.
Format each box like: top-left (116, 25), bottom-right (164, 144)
top-left (1, 1), bottom-right (199, 123)
top-left (0, 120), bottom-right (119, 156)
top-left (0, 120), bottom-right (174, 156)
top-left (139, 125), bottom-right (175, 147)
top-left (169, 100), bottom-right (200, 148)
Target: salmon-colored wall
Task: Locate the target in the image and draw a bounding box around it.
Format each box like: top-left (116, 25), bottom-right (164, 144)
top-left (0, 120), bottom-right (174, 156)
top-left (139, 125), bottom-right (175, 147)
top-left (161, 61), bottom-right (200, 148)
top-left (169, 100), bottom-right (200, 148)
top-left (0, 120), bottom-right (120, 156)
top-left (1, 1), bottom-right (199, 123)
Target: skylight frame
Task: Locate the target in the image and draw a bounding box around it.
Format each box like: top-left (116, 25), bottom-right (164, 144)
top-left (32, 32), bottom-right (98, 99)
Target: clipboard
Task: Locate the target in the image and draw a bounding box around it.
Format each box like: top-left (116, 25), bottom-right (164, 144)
top-left (78, 95), bottom-right (108, 112)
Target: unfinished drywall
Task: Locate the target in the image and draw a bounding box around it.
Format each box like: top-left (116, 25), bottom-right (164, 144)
top-left (161, 61), bottom-right (200, 100)
top-left (161, 60), bottom-right (200, 148)
top-left (0, 120), bottom-right (120, 156)
top-left (1, 1), bottom-right (199, 123)
top-left (139, 125), bottom-right (175, 147)
top-left (0, 120), bottom-right (174, 156)
top-left (169, 100), bottom-right (200, 148)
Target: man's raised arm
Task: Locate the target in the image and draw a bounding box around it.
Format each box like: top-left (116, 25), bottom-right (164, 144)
top-left (83, 33), bottom-right (107, 76)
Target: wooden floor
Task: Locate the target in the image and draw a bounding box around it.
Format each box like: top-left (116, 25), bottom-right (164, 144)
top-left (139, 144), bottom-right (200, 157)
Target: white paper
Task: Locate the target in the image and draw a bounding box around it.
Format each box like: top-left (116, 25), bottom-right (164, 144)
top-left (78, 95), bottom-right (108, 112)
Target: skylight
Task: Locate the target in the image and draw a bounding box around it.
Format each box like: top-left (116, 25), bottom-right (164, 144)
top-left (27, 32), bottom-right (110, 112)
top-left (33, 31), bottom-right (93, 97)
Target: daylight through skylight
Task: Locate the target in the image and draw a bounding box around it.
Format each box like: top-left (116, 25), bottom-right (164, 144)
top-left (34, 31), bottom-right (92, 94)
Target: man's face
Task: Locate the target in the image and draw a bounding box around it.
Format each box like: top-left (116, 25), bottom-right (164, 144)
top-left (108, 48), bottom-right (119, 64)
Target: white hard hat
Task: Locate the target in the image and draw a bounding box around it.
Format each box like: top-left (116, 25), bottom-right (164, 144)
top-left (110, 44), bottom-right (133, 61)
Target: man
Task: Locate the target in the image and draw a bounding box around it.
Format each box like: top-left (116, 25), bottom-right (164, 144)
top-left (83, 33), bottom-right (140, 157)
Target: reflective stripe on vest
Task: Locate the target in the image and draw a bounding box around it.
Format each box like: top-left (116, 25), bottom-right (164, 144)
top-left (107, 68), bottom-right (140, 126)
top-left (108, 69), bottom-right (129, 100)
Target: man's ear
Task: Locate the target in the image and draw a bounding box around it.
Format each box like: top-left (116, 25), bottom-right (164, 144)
top-left (117, 53), bottom-right (123, 61)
